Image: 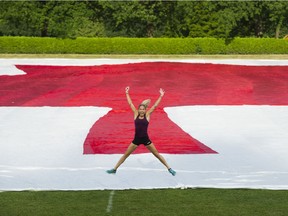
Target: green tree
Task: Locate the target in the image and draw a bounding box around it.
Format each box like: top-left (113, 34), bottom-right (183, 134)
top-left (98, 0), bottom-right (164, 37)
top-left (37, 1), bottom-right (104, 38)
top-left (229, 1), bottom-right (288, 38)
top-left (0, 0), bottom-right (287, 38)
top-left (175, 1), bottom-right (222, 37)
top-left (0, 1), bottom-right (42, 36)
top-left (0, 0), bottom-right (105, 38)
top-left (267, 1), bottom-right (288, 38)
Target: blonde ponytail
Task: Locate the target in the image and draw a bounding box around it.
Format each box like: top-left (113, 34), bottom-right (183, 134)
top-left (139, 99), bottom-right (151, 109)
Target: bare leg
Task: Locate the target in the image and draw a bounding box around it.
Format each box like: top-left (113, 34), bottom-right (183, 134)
top-left (113, 143), bottom-right (138, 170)
top-left (146, 143), bottom-right (170, 169)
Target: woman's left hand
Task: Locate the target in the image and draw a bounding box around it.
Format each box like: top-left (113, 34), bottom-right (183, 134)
top-left (160, 88), bottom-right (165, 97)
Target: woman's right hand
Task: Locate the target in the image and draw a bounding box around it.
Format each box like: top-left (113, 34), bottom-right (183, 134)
top-left (125, 86), bottom-right (130, 94)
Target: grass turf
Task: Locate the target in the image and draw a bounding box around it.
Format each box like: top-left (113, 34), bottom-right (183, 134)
top-left (1, 54), bottom-right (288, 59)
top-left (1, 188), bottom-right (288, 216)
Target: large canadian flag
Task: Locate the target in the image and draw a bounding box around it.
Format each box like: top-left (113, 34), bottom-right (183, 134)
top-left (0, 59), bottom-right (288, 190)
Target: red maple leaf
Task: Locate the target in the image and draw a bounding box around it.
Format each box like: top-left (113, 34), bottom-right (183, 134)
top-left (1, 62), bottom-right (287, 154)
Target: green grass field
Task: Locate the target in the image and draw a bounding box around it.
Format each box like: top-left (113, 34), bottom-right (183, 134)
top-left (1, 54), bottom-right (288, 59)
top-left (1, 188), bottom-right (288, 216)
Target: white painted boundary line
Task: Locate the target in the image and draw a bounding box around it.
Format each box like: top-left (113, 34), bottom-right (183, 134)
top-left (106, 190), bottom-right (115, 213)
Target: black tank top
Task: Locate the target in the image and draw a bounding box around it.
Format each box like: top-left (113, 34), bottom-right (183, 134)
top-left (134, 114), bottom-right (149, 138)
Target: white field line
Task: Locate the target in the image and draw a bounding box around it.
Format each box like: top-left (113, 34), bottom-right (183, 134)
top-left (106, 190), bottom-right (115, 213)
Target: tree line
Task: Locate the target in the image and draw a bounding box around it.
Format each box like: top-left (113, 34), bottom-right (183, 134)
top-left (0, 0), bottom-right (287, 39)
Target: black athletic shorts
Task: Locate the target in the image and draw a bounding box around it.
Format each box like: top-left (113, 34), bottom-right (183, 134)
top-left (132, 136), bottom-right (152, 146)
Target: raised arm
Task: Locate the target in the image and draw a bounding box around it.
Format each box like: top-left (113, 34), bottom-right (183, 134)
top-left (125, 86), bottom-right (137, 113)
top-left (147, 88), bottom-right (165, 116)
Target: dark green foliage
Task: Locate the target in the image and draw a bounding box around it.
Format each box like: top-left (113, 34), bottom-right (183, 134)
top-left (0, 1), bottom-right (288, 39)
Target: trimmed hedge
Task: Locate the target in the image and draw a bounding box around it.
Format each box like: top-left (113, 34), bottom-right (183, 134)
top-left (0, 36), bottom-right (288, 54)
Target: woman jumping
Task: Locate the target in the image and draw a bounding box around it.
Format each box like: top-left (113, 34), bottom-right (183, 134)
top-left (106, 86), bottom-right (176, 176)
